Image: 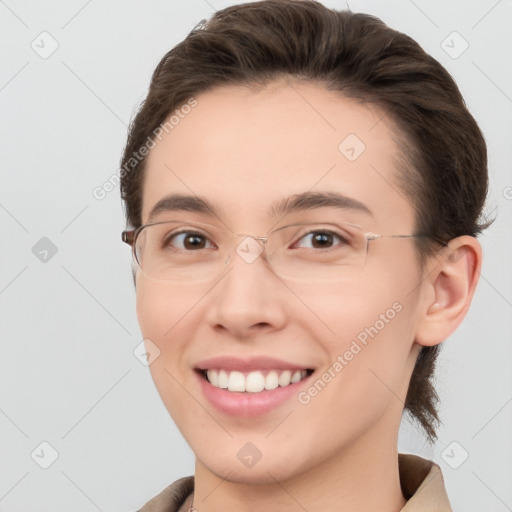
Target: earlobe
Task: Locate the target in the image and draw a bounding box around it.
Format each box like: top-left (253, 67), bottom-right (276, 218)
top-left (415, 236), bottom-right (482, 347)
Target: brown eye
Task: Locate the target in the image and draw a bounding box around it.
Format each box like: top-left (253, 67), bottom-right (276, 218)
top-left (165, 232), bottom-right (214, 250)
top-left (294, 230), bottom-right (347, 250)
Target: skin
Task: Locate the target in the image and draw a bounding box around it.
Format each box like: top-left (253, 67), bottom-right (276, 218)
top-left (135, 79), bottom-right (481, 512)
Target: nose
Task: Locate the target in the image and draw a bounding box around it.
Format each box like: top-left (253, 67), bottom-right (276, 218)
top-left (205, 245), bottom-right (288, 339)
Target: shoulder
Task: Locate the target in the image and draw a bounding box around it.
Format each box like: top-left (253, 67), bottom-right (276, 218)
top-left (399, 453), bottom-right (452, 511)
top-left (136, 476), bottom-right (194, 512)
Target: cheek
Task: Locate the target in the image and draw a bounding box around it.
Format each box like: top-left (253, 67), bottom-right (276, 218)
top-left (135, 277), bottom-right (200, 341)
top-left (135, 279), bottom-right (194, 401)
top-left (303, 263), bottom-right (420, 384)
top-left (135, 281), bottom-right (200, 424)
top-left (301, 272), bottom-right (412, 338)
top-left (297, 294), bottom-right (416, 435)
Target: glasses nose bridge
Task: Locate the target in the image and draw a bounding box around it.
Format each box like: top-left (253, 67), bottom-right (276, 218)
top-left (242, 233), bottom-right (268, 245)
top-left (224, 231), bottom-right (277, 269)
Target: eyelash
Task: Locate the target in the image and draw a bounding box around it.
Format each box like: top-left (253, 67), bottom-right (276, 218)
top-left (163, 229), bottom-right (349, 251)
top-left (291, 230), bottom-right (347, 250)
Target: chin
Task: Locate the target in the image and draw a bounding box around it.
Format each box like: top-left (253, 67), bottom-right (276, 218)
top-left (200, 458), bottom-right (302, 486)
top-left (194, 440), bottom-right (316, 487)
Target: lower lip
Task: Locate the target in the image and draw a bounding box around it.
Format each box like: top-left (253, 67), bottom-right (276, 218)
top-left (195, 371), bottom-right (312, 417)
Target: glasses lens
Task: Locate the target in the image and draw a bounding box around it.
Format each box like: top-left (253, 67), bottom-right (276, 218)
top-left (133, 220), bottom-right (368, 282)
top-left (135, 221), bottom-right (228, 281)
top-left (265, 222), bottom-right (368, 282)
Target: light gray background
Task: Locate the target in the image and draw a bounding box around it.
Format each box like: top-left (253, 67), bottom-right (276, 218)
top-left (1, 1), bottom-right (511, 511)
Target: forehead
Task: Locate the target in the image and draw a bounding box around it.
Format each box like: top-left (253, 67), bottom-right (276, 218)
top-left (141, 79), bottom-right (415, 230)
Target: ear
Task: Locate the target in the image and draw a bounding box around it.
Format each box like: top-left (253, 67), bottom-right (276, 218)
top-left (415, 235), bottom-right (482, 347)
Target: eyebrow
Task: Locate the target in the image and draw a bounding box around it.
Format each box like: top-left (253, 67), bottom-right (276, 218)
top-left (146, 191), bottom-right (373, 224)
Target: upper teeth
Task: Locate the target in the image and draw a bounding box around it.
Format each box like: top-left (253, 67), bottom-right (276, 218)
top-left (206, 369), bottom-right (308, 393)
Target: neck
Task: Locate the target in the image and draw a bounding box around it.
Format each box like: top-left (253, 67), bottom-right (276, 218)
top-left (191, 428), bottom-right (406, 512)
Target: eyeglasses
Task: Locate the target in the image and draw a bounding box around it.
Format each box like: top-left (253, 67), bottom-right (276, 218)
top-left (122, 218), bottom-right (438, 283)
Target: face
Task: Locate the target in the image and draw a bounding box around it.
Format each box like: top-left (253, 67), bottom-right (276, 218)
top-left (136, 80), bottom-right (428, 484)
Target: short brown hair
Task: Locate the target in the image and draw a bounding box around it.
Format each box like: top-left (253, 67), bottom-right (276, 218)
top-left (120, 0), bottom-right (489, 441)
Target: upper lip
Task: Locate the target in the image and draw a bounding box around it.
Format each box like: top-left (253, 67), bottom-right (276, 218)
top-left (195, 356), bottom-right (314, 372)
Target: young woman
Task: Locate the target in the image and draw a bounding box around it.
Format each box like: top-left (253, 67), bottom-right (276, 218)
top-left (120, 1), bottom-right (488, 510)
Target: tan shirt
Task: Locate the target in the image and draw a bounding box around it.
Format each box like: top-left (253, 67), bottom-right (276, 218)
top-left (138, 453), bottom-right (452, 512)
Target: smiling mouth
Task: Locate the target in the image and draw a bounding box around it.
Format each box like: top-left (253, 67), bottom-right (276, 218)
top-left (198, 368), bottom-right (314, 393)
